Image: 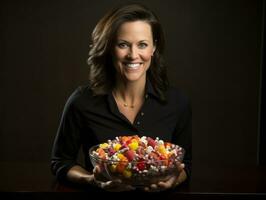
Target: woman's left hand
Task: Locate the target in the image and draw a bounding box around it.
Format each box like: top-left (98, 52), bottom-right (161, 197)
top-left (143, 163), bottom-right (187, 192)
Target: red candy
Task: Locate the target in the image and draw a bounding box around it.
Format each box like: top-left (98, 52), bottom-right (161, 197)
top-left (147, 137), bottom-right (156, 148)
top-left (136, 160), bottom-right (146, 171)
top-left (124, 150), bottom-right (135, 161)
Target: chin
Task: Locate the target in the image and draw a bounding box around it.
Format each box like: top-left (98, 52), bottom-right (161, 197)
top-left (123, 73), bottom-right (145, 82)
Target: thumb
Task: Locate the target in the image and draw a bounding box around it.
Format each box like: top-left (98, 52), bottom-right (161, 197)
top-left (93, 165), bottom-right (101, 174)
top-left (176, 163), bottom-right (185, 173)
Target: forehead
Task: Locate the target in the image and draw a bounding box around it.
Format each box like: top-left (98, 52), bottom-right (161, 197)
top-left (116, 21), bottom-right (153, 41)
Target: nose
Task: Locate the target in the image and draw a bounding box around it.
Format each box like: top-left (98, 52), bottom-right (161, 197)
top-left (127, 46), bottom-right (138, 59)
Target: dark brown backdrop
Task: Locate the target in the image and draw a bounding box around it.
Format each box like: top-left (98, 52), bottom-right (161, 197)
top-left (0, 0), bottom-right (263, 191)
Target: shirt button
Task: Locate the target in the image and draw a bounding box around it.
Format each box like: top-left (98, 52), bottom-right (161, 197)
top-left (141, 112), bottom-right (144, 116)
top-left (145, 94), bottom-right (149, 99)
top-left (137, 121), bottom-right (140, 125)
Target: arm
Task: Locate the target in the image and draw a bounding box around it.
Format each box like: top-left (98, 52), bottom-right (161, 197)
top-left (51, 90), bottom-right (135, 191)
top-left (51, 90), bottom-right (85, 183)
top-left (66, 165), bottom-right (94, 184)
top-left (144, 95), bottom-right (192, 192)
top-left (172, 96), bottom-right (192, 182)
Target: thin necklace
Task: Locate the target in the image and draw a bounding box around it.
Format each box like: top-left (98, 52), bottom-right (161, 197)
top-left (123, 102), bottom-right (135, 109)
top-left (112, 92), bottom-right (135, 109)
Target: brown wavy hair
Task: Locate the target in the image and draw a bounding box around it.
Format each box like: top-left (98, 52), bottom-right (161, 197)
top-left (87, 3), bottom-right (169, 101)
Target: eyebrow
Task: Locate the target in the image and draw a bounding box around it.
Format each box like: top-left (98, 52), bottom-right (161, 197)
top-left (117, 39), bottom-right (149, 43)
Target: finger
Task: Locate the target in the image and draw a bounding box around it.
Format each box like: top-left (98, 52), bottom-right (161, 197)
top-left (174, 180), bottom-right (180, 187)
top-left (123, 185), bottom-right (136, 191)
top-left (175, 163), bottom-right (185, 173)
top-left (178, 163), bottom-right (185, 171)
top-left (93, 165), bottom-right (101, 174)
top-left (144, 187), bottom-right (150, 192)
top-left (99, 180), bottom-right (113, 189)
top-left (143, 187), bottom-right (159, 193)
top-left (93, 165), bottom-right (106, 181)
top-left (150, 184), bottom-right (158, 190)
top-left (86, 174), bottom-right (95, 183)
top-left (101, 179), bottom-right (122, 189)
top-left (103, 181), bottom-right (135, 192)
top-left (158, 176), bottom-right (176, 189)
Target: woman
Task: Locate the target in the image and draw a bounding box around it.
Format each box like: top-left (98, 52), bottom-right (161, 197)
top-left (51, 3), bottom-right (192, 192)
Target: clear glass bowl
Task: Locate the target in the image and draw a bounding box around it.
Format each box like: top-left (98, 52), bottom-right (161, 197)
top-left (89, 144), bottom-right (185, 188)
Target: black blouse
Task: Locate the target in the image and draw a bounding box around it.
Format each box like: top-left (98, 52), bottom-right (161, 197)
top-left (51, 80), bottom-right (192, 183)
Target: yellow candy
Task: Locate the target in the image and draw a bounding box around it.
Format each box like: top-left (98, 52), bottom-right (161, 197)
top-left (123, 169), bottom-right (132, 178)
top-left (131, 138), bottom-right (138, 143)
top-left (128, 142), bottom-right (138, 151)
top-left (114, 143), bottom-right (122, 151)
top-left (117, 153), bottom-right (126, 160)
top-left (158, 144), bottom-right (166, 154)
top-left (99, 143), bottom-right (109, 149)
top-left (109, 164), bottom-right (117, 173)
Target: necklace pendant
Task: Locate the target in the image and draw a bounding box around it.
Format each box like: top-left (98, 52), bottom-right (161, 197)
top-left (123, 103), bottom-right (134, 108)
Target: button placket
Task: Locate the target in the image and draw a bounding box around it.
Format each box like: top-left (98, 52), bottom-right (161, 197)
top-left (145, 94), bottom-right (149, 99)
top-left (135, 95), bottom-right (147, 128)
top-left (135, 111), bottom-right (144, 127)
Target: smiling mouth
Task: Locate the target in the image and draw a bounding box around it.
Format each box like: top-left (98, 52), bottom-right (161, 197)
top-left (124, 63), bottom-right (142, 69)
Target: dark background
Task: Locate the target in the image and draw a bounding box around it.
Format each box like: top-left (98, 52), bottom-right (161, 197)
top-left (0, 0), bottom-right (264, 192)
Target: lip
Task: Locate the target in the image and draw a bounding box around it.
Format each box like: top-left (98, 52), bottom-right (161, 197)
top-left (123, 62), bottom-right (142, 70)
top-left (123, 62), bottom-right (143, 65)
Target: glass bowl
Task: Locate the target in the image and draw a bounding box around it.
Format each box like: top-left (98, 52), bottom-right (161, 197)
top-left (89, 139), bottom-right (185, 188)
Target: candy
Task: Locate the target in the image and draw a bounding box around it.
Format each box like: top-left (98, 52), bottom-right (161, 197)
top-left (114, 143), bottom-right (122, 151)
top-left (123, 169), bottom-right (132, 178)
top-left (128, 141), bottom-right (138, 151)
top-left (147, 137), bottom-right (156, 148)
top-left (100, 143), bottom-right (109, 149)
top-left (124, 150), bottom-right (135, 161)
top-left (92, 135), bottom-right (184, 178)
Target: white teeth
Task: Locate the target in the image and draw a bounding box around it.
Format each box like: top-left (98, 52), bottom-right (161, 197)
top-left (126, 63), bottom-right (140, 68)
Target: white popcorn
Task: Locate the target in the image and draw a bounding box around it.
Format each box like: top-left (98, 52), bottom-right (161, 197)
top-left (158, 140), bottom-right (164, 145)
top-left (160, 166), bottom-right (167, 172)
top-left (146, 146), bottom-right (153, 154)
top-left (140, 136), bottom-right (148, 145)
top-left (127, 163), bottom-right (132, 169)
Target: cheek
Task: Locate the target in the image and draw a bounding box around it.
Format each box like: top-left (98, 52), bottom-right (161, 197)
top-left (141, 51), bottom-right (153, 62)
top-left (113, 49), bottom-right (126, 61)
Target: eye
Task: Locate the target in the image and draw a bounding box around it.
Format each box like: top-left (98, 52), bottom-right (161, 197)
top-left (138, 43), bottom-right (148, 49)
top-left (117, 43), bottom-right (129, 49)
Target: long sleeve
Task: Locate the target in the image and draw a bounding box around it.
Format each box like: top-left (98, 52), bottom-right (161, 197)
top-left (172, 96), bottom-right (192, 180)
top-left (50, 89), bottom-right (83, 181)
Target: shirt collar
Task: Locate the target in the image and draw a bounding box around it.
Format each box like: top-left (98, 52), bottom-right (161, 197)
top-left (145, 78), bottom-right (160, 100)
top-left (106, 78), bottom-right (160, 100)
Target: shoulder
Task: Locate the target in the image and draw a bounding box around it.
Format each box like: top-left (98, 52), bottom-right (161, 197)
top-left (165, 86), bottom-right (191, 111)
top-left (64, 84), bottom-right (96, 110)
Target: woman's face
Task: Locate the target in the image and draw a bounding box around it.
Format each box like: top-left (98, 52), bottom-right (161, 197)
top-left (112, 20), bottom-right (155, 83)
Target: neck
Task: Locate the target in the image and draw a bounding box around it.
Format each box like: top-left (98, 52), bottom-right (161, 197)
top-left (113, 78), bottom-right (146, 107)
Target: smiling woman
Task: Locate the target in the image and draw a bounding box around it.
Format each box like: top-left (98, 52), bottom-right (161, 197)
top-left (51, 3), bottom-right (192, 192)
top-left (113, 21), bottom-right (155, 83)
top-left (112, 21), bottom-right (156, 123)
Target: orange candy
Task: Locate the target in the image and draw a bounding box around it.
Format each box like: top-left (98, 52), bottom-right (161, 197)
top-left (97, 148), bottom-right (106, 159)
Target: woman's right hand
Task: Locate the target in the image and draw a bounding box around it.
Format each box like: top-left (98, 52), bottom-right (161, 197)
top-left (92, 165), bottom-right (135, 192)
